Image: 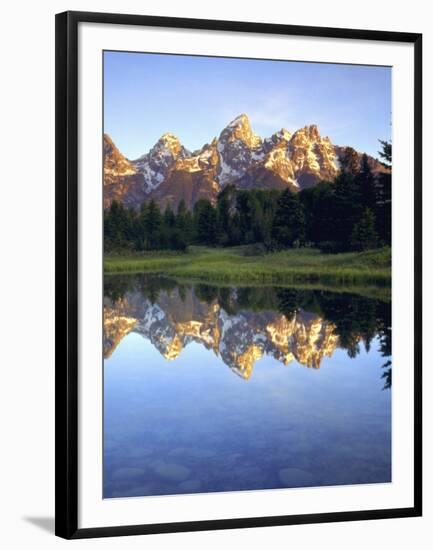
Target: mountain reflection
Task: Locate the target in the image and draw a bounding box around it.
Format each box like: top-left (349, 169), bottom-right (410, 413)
top-left (104, 275), bottom-right (391, 384)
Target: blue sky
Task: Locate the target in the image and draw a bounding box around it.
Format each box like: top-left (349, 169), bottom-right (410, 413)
top-left (104, 51), bottom-right (391, 160)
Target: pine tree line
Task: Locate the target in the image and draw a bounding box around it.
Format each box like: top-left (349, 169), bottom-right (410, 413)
top-left (104, 142), bottom-right (391, 254)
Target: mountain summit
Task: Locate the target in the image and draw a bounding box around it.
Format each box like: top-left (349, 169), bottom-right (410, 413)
top-left (219, 113), bottom-right (262, 149)
top-left (104, 115), bottom-right (386, 210)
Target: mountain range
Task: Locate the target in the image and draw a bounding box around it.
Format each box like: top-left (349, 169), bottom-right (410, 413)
top-left (104, 113), bottom-right (386, 210)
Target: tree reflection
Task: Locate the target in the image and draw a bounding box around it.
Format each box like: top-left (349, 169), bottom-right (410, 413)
top-left (104, 274), bottom-right (392, 387)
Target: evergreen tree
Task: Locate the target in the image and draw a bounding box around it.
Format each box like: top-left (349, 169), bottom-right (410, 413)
top-left (299, 182), bottom-right (335, 246)
top-left (175, 199), bottom-right (193, 244)
top-left (378, 139), bottom-right (392, 168)
top-left (194, 199), bottom-right (218, 245)
top-left (272, 189), bottom-right (306, 248)
top-left (145, 199), bottom-right (162, 249)
top-left (376, 140), bottom-right (392, 245)
top-left (259, 189), bottom-right (279, 246)
top-left (104, 200), bottom-right (134, 250)
top-left (227, 211), bottom-right (242, 245)
top-left (236, 191), bottom-right (256, 243)
top-left (175, 199), bottom-right (188, 231)
top-left (357, 154), bottom-right (377, 210)
top-left (216, 186), bottom-right (232, 245)
top-left (134, 202), bottom-right (148, 250)
top-left (330, 169), bottom-right (363, 251)
top-left (170, 228), bottom-right (187, 251)
top-left (163, 203), bottom-right (176, 228)
top-left (350, 208), bottom-right (378, 251)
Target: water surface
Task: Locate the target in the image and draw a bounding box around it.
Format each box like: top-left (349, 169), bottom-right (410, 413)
top-left (103, 275), bottom-right (391, 498)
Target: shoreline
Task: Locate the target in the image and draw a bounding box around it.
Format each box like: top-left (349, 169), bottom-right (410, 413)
top-left (104, 246), bottom-right (391, 299)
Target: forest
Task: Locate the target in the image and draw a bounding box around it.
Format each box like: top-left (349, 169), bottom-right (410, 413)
top-left (104, 142), bottom-right (391, 255)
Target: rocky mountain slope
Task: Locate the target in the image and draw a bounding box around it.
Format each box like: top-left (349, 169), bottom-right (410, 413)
top-left (104, 114), bottom-right (386, 210)
top-left (104, 286), bottom-right (339, 379)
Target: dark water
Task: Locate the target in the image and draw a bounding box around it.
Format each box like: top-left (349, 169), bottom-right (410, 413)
top-left (103, 275), bottom-right (391, 499)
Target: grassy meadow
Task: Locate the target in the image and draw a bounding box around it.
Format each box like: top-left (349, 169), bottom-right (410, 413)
top-left (104, 245), bottom-right (391, 299)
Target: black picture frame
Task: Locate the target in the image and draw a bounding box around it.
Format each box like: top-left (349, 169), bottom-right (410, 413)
top-left (55, 10), bottom-right (423, 539)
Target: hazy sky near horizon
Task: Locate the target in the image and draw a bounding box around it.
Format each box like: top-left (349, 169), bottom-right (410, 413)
top-left (104, 51), bottom-right (391, 160)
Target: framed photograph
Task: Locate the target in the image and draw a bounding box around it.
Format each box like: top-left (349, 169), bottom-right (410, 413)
top-left (55, 11), bottom-right (422, 539)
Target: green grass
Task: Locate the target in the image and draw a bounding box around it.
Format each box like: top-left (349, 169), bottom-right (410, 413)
top-left (104, 245), bottom-right (391, 293)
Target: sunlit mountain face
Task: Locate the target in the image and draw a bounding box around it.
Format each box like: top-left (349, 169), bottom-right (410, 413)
top-left (103, 275), bottom-right (391, 384)
top-left (103, 114), bottom-right (389, 211)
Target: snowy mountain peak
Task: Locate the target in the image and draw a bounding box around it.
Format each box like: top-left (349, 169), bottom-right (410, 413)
top-left (214, 114), bottom-right (264, 186)
top-left (158, 132), bottom-right (181, 144)
top-left (291, 124), bottom-right (322, 145)
top-left (227, 113), bottom-right (250, 127)
top-left (160, 132), bottom-right (179, 140)
top-left (219, 113), bottom-right (262, 149)
top-left (264, 128), bottom-right (293, 151)
top-left (129, 133), bottom-right (191, 195)
top-left (151, 132), bottom-right (186, 156)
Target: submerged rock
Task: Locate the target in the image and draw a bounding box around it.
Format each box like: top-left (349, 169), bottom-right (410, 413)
top-left (153, 462), bottom-right (190, 482)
